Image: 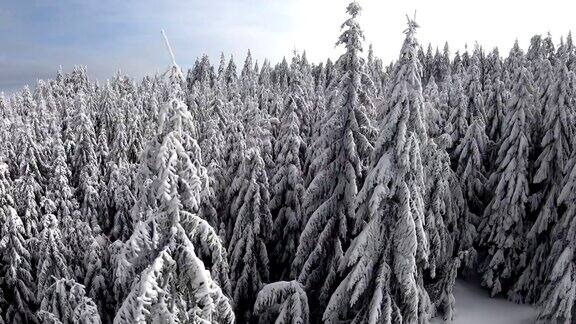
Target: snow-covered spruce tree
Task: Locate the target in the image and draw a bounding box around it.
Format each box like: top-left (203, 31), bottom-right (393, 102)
top-left (70, 93), bottom-right (101, 232)
top-left (273, 57), bottom-right (290, 91)
top-left (222, 121), bottom-right (247, 241)
top-left (506, 41), bottom-right (525, 81)
top-left (484, 49), bottom-right (510, 144)
top-left (452, 51), bottom-right (464, 76)
top-left (423, 76), bottom-right (443, 138)
top-left (114, 65), bottom-right (233, 323)
top-left (462, 47), bottom-right (473, 70)
top-left (14, 128), bottom-right (47, 237)
top-left (140, 81), bottom-right (161, 141)
top-left (453, 117), bottom-right (490, 216)
top-left (527, 35), bottom-right (545, 75)
top-left (95, 119), bottom-right (110, 182)
top-left (0, 162), bottom-right (15, 227)
top-left (422, 45), bottom-right (434, 85)
top-left (511, 58), bottom-right (575, 303)
top-left (3, 125), bottom-right (22, 180)
top-left (14, 164), bottom-right (42, 239)
top-left (445, 74), bottom-right (469, 152)
top-left (196, 84), bottom-right (226, 227)
top-left (197, 105), bottom-right (225, 169)
top-left (36, 213), bottom-right (72, 302)
top-left (36, 311), bottom-right (62, 324)
top-left (46, 138), bottom-right (79, 222)
top-left (227, 147), bottom-right (273, 321)
top-left (123, 97), bottom-right (147, 165)
top-left (243, 101), bottom-right (276, 175)
top-left (259, 60), bottom-right (281, 125)
top-left (534, 58), bottom-right (555, 117)
top-left (288, 51), bottom-right (316, 141)
top-left (478, 66), bottom-right (534, 297)
top-left (60, 212), bottom-right (95, 284)
top-left (323, 58), bottom-right (337, 91)
top-left (436, 77), bottom-right (451, 131)
top-left (39, 277), bottom-right (101, 324)
top-left (224, 55), bottom-right (240, 101)
top-left (309, 66), bottom-right (328, 141)
top-left (107, 161), bottom-right (135, 242)
top-left (292, 2), bottom-right (375, 319)
top-left (83, 234), bottom-right (112, 322)
top-left (199, 160), bottom-right (223, 231)
top-left (187, 72), bottom-right (214, 137)
top-left (15, 86), bottom-right (38, 128)
top-left (72, 297), bottom-right (102, 324)
top-left (434, 42), bottom-right (451, 87)
top-left (95, 83), bottom-right (119, 148)
top-left (324, 15), bottom-right (432, 323)
top-left (115, 240), bottom-right (233, 324)
top-left (506, 43), bottom-right (542, 136)
top-left (465, 53), bottom-right (487, 122)
top-left (537, 146), bottom-right (576, 323)
top-left (0, 163), bottom-right (11, 321)
top-left (367, 44), bottom-right (385, 99)
top-left (69, 93), bottom-right (96, 183)
top-left (188, 54), bottom-right (215, 88)
top-left (563, 31), bottom-right (576, 69)
top-left (421, 135), bottom-right (469, 322)
top-left (268, 99), bottom-right (306, 281)
top-left (0, 179), bottom-right (37, 323)
top-left (0, 92), bottom-right (9, 117)
top-left (253, 280), bottom-right (309, 324)
top-left (240, 50), bottom-right (258, 100)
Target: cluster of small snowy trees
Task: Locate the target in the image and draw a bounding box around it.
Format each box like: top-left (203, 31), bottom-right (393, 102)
top-left (1, 1), bottom-right (576, 323)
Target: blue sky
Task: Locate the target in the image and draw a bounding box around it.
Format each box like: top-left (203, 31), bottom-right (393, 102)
top-left (2, 0), bottom-right (576, 93)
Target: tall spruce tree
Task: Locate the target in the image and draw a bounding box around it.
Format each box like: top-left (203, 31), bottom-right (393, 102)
top-left (445, 75), bottom-right (469, 152)
top-left (324, 15), bottom-right (432, 323)
top-left (70, 93), bottom-right (101, 232)
top-left (268, 99), bottom-right (305, 281)
top-left (453, 117), bottom-right (490, 216)
top-left (537, 145), bottom-right (576, 323)
top-left (511, 58), bottom-right (575, 303)
top-left (14, 128), bottom-right (46, 237)
top-left (421, 135), bottom-right (468, 322)
top-left (484, 49), bottom-right (510, 144)
top-left (292, 2), bottom-right (375, 318)
top-left (423, 76), bottom-right (443, 138)
top-left (479, 66), bottom-right (534, 297)
top-left (114, 65), bottom-right (233, 323)
top-left (465, 54), bottom-right (487, 122)
top-left (36, 213), bottom-right (71, 301)
top-left (0, 165), bottom-right (38, 324)
top-left (228, 147), bottom-right (273, 321)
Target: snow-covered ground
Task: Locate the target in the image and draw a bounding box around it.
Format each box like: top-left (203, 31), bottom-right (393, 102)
top-left (432, 280), bottom-right (538, 324)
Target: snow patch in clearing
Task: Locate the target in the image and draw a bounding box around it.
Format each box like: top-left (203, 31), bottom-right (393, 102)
top-left (432, 280), bottom-right (538, 324)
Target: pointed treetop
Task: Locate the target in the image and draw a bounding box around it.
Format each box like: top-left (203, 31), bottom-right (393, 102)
top-left (346, 1), bottom-right (361, 17)
top-left (404, 11), bottom-right (419, 36)
top-left (404, 11), bottom-right (420, 36)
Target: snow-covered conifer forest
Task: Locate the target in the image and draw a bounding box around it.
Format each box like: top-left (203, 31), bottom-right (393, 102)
top-left (1, 1), bottom-right (576, 323)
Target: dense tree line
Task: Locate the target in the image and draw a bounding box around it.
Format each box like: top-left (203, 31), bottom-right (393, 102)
top-left (1, 2), bottom-right (576, 323)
